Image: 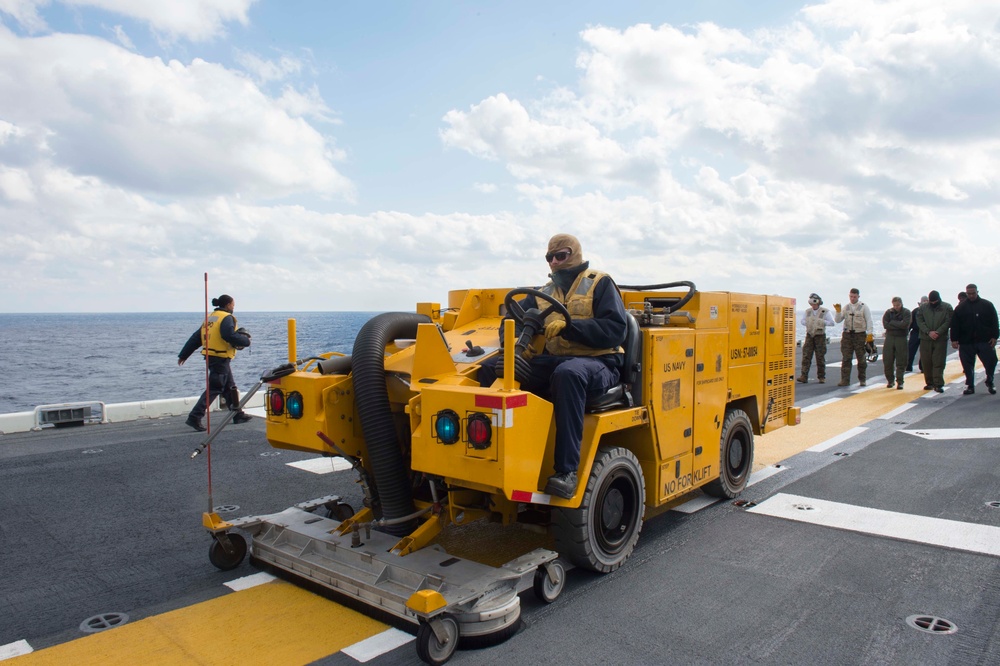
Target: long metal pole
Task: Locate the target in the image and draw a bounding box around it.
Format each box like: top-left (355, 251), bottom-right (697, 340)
top-left (204, 273), bottom-right (213, 513)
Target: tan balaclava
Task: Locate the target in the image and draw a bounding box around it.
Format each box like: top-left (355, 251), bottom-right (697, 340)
top-left (547, 233), bottom-right (584, 271)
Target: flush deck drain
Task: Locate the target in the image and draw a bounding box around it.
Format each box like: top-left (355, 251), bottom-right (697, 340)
top-left (906, 615), bottom-right (957, 635)
top-left (214, 504), bottom-right (240, 513)
top-left (986, 501), bottom-right (1000, 509)
top-left (80, 612), bottom-right (129, 633)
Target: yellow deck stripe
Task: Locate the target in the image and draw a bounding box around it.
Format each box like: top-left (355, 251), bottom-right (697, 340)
top-left (10, 580), bottom-right (390, 665)
top-left (754, 358), bottom-right (967, 470)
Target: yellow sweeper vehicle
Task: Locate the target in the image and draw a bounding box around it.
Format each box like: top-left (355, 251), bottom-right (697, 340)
top-left (201, 281), bottom-right (799, 665)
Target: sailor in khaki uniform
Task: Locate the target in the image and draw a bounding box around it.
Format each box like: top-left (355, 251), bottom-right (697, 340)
top-left (798, 293), bottom-right (834, 383)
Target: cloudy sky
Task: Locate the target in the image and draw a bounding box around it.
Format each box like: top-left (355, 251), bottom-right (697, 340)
top-left (1, 0), bottom-right (997, 313)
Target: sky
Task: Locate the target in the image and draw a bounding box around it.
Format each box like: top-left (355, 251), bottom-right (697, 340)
top-left (0, 0), bottom-right (998, 314)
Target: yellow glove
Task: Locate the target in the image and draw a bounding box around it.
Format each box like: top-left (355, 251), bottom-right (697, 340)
top-left (866, 333), bottom-right (874, 343)
top-left (833, 303), bottom-right (841, 313)
top-left (544, 320), bottom-right (567, 339)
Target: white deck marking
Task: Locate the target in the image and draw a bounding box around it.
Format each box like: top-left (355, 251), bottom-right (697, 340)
top-left (0, 640), bottom-right (33, 660)
top-left (342, 627), bottom-right (414, 662)
top-left (877, 403), bottom-right (916, 420)
top-left (802, 398), bottom-right (842, 412)
top-left (245, 406), bottom-right (266, 417)
top-left (672, 466), bottom-right (787, 513)
top-left (749, 493), bottom-right (1000, 557)
top-left (806, 426), bottom-right (867, 452)
top-left (224, 571), bottom-right (276, 591)
top-left (672, 495), bottom-right (718, 514)
top-left (747, 465), bottom-right (787, 486)
top-left (902, 428), bottom-right (1000, 440)
top-left (286, 457), bottom-right (353, 474)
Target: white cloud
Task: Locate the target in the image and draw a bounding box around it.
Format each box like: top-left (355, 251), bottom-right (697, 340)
top-left (0, 26), bottom-right (353, 200)
top-left (473, 182), bottom-right (497, 194)
top-left (1, 0), bottom-right (254, 41)
top-left (436, 2), bottom-right (1000, 311)
top-left (0, 0), bottom-right (48, 33)
top-left (111, 24), bottom-right (133, 50)
top-left (442, 5), bottom-right (1000, 207)
top-left (68, 0), bottom-right (254, 41)
top-left (234, 49), bottom-right (303, 83)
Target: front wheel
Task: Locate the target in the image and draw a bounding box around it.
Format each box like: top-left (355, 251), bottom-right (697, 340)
top-left (552, 446), bottom-right (645, 573)
top-left (208, 533), bottom-right (247, 571)
top-left (416, 616), bottom-right (459, 665)
top-left (532, 559), bottom-right (566, 603)
top-left (703, 408), bottom-right (754, 498)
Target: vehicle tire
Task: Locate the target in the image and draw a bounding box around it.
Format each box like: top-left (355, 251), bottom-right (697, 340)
top-left (532, 559), bottom-right (566, 603)
top-left (208, 533), bottom-right (247, 571)
top-left (416, 616), bottom-right (459, 665)
top-left (551, 446), bottom-right (644, 573)
top-left (702, 408), bottom-right (754, 499)
top-left (326, 502), bottom-right (355, 521)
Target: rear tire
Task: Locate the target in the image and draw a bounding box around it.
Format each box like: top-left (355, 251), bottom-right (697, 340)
top-left (551, 446), bottom-right (644, 573)
top-left (703, 408), bottom-right (754, 498)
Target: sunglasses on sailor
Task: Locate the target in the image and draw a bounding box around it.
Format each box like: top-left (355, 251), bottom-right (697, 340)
top-left (545, 249), bottom-right (571, 263)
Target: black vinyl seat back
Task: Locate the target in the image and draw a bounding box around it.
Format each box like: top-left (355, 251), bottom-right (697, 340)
top-left (587, 314), bottom-right (641, 413)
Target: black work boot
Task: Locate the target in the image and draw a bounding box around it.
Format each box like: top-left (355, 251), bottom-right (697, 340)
top-left (544, 471), bottom-right (577, 499)
top-left (232, 412), bottom-right (253, 424)
top-left (185, 415), bottom-right (206, 432)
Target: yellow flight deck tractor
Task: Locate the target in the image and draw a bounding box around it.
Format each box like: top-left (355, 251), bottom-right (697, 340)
top-left (202, 281), bottom-right (799, 665)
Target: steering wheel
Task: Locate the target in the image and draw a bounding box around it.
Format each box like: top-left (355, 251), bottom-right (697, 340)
top-left (504, 288), bottom-right (571, 336)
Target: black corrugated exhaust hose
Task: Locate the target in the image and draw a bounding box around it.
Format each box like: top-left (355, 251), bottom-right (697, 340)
top-left (351, 312), bottom-right (431, 536)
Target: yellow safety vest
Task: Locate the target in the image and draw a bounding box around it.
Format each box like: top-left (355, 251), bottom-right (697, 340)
top-left (540, 270), bottom-right (624, 357)
top-left (202, 310), bottom-right (237, 359)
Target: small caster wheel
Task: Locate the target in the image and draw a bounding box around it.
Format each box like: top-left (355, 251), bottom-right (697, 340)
top-left (208, 533), bottom-right (247, 571)
top-left (325, 502), bottom-right (356, 521)
top-left (533, 559), bottom-right (566, 603)
top-left (416, 615), bottom-right (459, 665)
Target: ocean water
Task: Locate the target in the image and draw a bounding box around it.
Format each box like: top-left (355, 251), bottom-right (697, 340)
top-left (0, 310), bottom-right (883, 415)
top-left (0, 312), bottom-right (375, 414)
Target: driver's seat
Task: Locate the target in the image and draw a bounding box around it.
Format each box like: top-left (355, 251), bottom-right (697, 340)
top-left (586, 314), bottom-right (641, 413)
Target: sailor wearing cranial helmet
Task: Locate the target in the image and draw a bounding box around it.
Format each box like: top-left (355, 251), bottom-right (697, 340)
top-left (798, 292), bottom-right (835, 383)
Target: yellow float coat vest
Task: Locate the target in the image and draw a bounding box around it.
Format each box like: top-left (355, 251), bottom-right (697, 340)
top-left (202, 310), bottom-right (237, 359)
top-left (540, 270), bottom-right (624, 357)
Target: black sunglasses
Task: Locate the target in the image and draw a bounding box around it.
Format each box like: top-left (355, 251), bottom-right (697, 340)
top-left (545, 250), bottom-right (571, 262)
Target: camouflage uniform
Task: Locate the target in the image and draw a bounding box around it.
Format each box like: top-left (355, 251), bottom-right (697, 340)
top-left (835, 300), bottom-right (873, 385)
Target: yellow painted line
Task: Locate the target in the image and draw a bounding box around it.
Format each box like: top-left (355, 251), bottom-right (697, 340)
top-left (9, 580), bottom-right (391, 665)
top-left (754, 359), bottom-right (967, 471)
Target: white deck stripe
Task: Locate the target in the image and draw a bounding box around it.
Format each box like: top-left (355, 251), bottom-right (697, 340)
top-left (0, 640), bottom-right (33, 660)
top-left (286, 457), bottom-right (353, 474)
top-left (342, 627), bottom-right (414, 662)
top-left (224, 571), bottom-right (276, 591)
top-left (749, 493), bottom-right (1000, 557)
top-left (672, 495), bottom-right (718, 514)
top-left (672, 466), bottom-right (787, 513)
top-left (802, 398), bottom-right (842, 412)
top-left (806, 426), bottom-right (867, 452)
top-left (877, 403), bottom-right (916, 420)
top-left (902, 428), bottom-right (1000, 440)
top-left (747, 465), bottom-right (787, 486)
